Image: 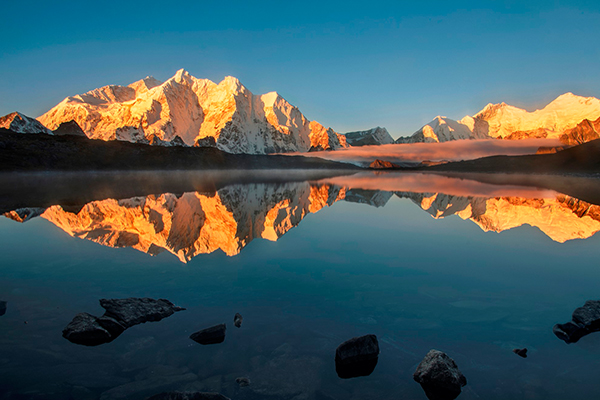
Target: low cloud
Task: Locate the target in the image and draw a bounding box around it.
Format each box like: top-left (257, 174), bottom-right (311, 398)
top-left (296, 139), bottom-right (562, 165)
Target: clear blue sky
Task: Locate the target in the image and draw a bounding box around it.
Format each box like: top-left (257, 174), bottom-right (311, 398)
top-left (1, 1), bottom-right (599, 138)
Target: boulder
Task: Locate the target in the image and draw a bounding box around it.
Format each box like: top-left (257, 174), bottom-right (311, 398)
top-left (100, 298), bottom-right (185, 328)
top-left (63, 298), bottom-right (185, 346)
top-left (190, 324), bottom-right (226, 345)
top-left (0, 300), bottom-right (6, 316)
top-left (235, 377), bottom-right (250, 387)
top-left (413, 349), bottom-right (467, 400)
top-left (512, 348), bottom-right (528, 358)
top-left (233, 313), bottom-right (243, 328)
top-left (554, 300), bottom-right (600, 344)
top-left (335, 334), bottom-right (379, 379)
top-left (62, 313), bottom-right (117, 346)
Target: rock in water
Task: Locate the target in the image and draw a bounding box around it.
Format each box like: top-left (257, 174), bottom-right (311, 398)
top-left (413, 349), bottom-right (467, 400)
top-left (190, 324), bottom-right (226, 345)
top-left (62, 313), bottom-right (118, 346)
top-left (100, 298), bottom-right (185, 328)
top-left (512, 348), bottom-right (528, 358)
top-left (0, 301), bottom-right (6, 316)
top-left (146, 392), bottom-right (230, 400)
top-left (63, 298), bottom-right (185, 346)
top-left (554, 300), bottom-right (600, 343)
top-left (235, 377), bottom-right (250, 387)
top-left (234, 313), bottom-right (243, 328)
top-left (335, 334), bottom-right (379, 379)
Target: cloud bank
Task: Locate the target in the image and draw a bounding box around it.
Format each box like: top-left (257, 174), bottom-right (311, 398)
top-left (295, 139), bottom-right (562, 165)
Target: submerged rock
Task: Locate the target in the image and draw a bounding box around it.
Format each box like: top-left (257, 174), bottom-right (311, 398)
top-left (512, 348), bottom-right (528, 358)
top-left (235, 377), bottom-right (250, 387)
top-left (554, 300), bottom-right (600, 344)
top-left (335, 334), bottom-right (379, 379)
top-left (190, 324), bottom-right (226, 345)
top-left (413, 349), bottom-right (467, 400)
top-left (63, 298), bottom-right (185, 346)
top-left (233, 313), bottom-right (243, 328)
top-left (0, 301), bottom-right (6, 316)
top-left (146, 392), bottom-right (230, 400)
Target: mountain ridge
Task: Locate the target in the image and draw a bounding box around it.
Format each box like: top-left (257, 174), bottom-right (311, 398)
top-left (397, 93), bottom-right (600, 143)
top-left (37, 69), bottom-right (348, 155)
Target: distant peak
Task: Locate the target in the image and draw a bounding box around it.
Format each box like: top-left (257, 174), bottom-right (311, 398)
top-left (172, 68), bottom-right (192, 84)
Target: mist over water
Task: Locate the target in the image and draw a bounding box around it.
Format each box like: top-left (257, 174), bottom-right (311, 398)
top-left (294, 139), bottom-right (563, 165)
top-left (1, 170), bottom-right (600, 400)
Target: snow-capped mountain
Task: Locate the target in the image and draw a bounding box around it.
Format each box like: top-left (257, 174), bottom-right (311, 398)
top-left (37, 69), bottom-right (348, 154)
top-left (397, 93), bottom-right (600, 143)
top-left (0, 112), bottom-right (53, 135)
top-left (342, 127), bottom-right (394, 146)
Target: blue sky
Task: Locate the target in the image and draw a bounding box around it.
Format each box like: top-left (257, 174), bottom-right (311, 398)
top-left (1, 0), bottom-right (599, 138)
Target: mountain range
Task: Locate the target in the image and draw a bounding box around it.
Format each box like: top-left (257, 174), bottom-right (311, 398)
top-left (36, 69), bottom-right (348, 154)
top-left (2, 69), bottom-right (600, 155)
top-left (397, 93), bottom-right (600, 143)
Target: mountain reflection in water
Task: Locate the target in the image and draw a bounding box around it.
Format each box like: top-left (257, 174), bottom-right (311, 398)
top-left (4, 173), bottom-right (600, 262)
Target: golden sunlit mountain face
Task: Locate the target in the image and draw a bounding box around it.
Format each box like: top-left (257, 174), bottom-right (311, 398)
top-left (3, 176), bottom-right (600, 263)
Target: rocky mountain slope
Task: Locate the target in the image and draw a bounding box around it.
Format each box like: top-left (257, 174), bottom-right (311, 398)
top-left (559, 116), bottom-right (600, 145)
top-left (342, 127), bottom-right (394, 146)
top-left (397, 93), bottom-right (600, 143)
top-left (37, 69), bottom-right (348, 154)
top-left (0, 112), bottom-right (53, 135)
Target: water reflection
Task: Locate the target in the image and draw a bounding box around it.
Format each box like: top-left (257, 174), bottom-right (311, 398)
top-left (4, 174), bottom-right (600, 262)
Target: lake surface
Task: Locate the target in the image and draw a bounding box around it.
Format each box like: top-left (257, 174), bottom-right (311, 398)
top-left (1, 170), bottom-right (600, 400)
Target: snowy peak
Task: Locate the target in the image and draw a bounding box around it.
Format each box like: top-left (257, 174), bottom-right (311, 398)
top-left (128, 76), bottom-right (162, 95)
top-left (0, 112), bottom-right (52, 135)
top-left (401, 93), bottom-right (600, 143)
top-left (397, 115), bottom-right (473, 143)
top-left (37, 69), bottom-right (347, 154)
top-left (343, 126), bottom-right (394, 146)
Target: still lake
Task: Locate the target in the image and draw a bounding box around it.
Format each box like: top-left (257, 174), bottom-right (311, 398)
top-left (1, 170), bottom-right (600, 400)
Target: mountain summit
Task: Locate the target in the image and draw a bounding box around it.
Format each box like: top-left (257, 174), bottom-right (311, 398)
top-left (397, 93), bottom-right (600, 143)
top-left (37, 70), bottom-right (347, 154)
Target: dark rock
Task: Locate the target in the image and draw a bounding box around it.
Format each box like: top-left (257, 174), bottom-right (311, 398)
top-left (0, 300), bottom-right (6, 316)
top-left (235, 377), bottom-right (250, 387)
top-left (146, 392), bottom-right (230, 400)
top-left (63, 298), bottom-right (185, 346)
top-left (62, 312), bottom-right (116, 346)
top-left (335, 334), bottom-right (379, 379)
top-left (554, 300), bottom-right (600, 343)
top-left (190, 324), bottom-right (226, 345)
top-left (413, 349), bottom-right (467, 400)
top-left (512, 348), bottom-right (528, 358)
top-left (100, 298), bottom-right (185, 328)
top-left (233, 313), bottom-right (243, 328)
